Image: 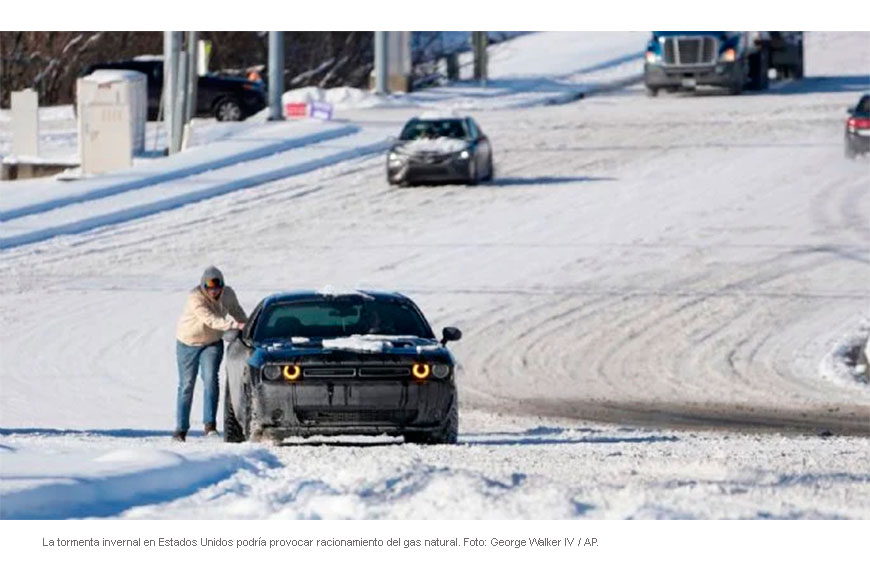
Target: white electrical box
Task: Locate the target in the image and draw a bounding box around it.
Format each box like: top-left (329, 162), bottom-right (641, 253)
top-left (76, 69), bottom-right (147, 169)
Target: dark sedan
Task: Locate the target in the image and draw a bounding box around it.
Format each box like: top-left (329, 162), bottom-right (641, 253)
top-left (82, 58), bottom-right (266, 121)
top-left (223, 290), bottom-right (462, 444)
top-left (845, 93), bottom-right (870, 159)
top-left (387, 116), bottom-right (493, 185)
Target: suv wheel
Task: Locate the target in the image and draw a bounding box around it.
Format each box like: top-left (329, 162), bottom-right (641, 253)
top-left (215, 98), bottom-right (243, 122)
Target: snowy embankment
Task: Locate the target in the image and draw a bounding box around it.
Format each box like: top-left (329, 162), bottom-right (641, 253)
top-left (0, 124), bottom-right (392, 250)
top-left (0, 434), bottom-right (278, 519)
top-left (282, 32), bottom-right (647, 112)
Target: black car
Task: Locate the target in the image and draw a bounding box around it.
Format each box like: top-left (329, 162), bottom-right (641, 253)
top-left (82, 58), bottom-right (266, 121)
top-left (845, 93), bottom-right (870, 159)
top-left (387, 116), bottom-right (493, 185)
top-left (223, 290), bottom-right (462, 444)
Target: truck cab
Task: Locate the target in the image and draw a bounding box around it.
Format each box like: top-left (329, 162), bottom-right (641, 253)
top-left (643, 31), bottom-right (802, 96)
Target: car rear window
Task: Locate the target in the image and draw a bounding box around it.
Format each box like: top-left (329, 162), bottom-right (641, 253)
top-left (400, 119), bottom-right (468, 140)
top-left (253, 297), bottom-right (434, 341)
top-left (858, 96), bottom-right (870, 115)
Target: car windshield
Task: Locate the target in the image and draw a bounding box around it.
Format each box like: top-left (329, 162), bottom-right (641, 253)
top-left (253, 297), bottom-right (434, 342)
top-left (400, 119), bottom-right (468, 141)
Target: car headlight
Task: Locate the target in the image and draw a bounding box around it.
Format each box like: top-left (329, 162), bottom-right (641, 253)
top-left (645, 51), bottom-right (660, 64)
top-left (388, 151), bottom-right (405, 161)
top-left (458, 150), bottom-right (470, 159)
top-left (432, 364), bottom-right (451, 379)
top-left (411, 363), bottom-right (431, 380)
top-left (283, 365), bottom-right (302, 381)
top-left (719, 48), bottom-right (737, 62)
top-left (262, 365), bottom-right (281, 381)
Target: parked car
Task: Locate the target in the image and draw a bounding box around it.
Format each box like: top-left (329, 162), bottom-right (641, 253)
top-left (81, 57), bottom-right (266, 121)
top-left (222, 290), bottom-right (462, 444)
top-left (845, 93), bottom-right (870, 159)
top-left (387, 116), bottom-right (493, 185)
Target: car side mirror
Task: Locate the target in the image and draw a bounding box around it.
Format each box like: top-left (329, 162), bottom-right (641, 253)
top-left (441, 326), bottom-right (462, 345)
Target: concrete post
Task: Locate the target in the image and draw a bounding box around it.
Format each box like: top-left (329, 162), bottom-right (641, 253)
top-left (268, 31), bottom-right (285, 121)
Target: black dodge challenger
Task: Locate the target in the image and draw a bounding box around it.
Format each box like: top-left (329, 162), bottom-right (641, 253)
top-left (223, 290), bottom-right (462, 444)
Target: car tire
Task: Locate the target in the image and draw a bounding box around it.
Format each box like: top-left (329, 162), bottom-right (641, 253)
top-left (845, 141), bottom-right (856, 160)
top-left (404, 397), bottom-right (458, 445)
top-left (749, 52), bottom-right (770, 91)
top-left (223, 380), bottom-right (245, 443)
top-left (482, 156), bottom-right (494, 182)
top-left (793, 44), bottom-right (804, 79)
top-left (467, 158), bottom-right (479, 185)
top-left (215, 97), bottom-right (243, 122)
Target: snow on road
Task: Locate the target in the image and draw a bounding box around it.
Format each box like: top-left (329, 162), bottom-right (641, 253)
top-left (1, 32), bottom-right (869, 519)
top-left (3, 411), bottom-right (867, 519)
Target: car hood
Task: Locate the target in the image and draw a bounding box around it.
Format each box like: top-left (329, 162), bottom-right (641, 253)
top-left (249, 335), bottom-right (448, 364)
top-left (394, 137), bottom-right (469, 156)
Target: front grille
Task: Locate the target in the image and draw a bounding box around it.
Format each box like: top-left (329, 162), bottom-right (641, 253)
top-left (358, 367), bottom-right (410, 378)
top-left (412, 153), bottom-right (451, 164)
top-left (303, 368), bottom-right (356, 378)
top-left (297, 409), bottom-right (417, 424)
top-left (662, 36), bottom-right (717, 66)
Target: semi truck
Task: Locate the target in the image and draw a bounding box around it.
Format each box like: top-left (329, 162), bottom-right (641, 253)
top-left (643, 32), bottom-right (804, 96)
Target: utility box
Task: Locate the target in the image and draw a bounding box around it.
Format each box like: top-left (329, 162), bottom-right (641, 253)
top-left (78, 104), bottom-right (132, 175)
top-left (11, 89), bottom-right (39, 158)
top-left (77, 69), bottom-right (147, 172)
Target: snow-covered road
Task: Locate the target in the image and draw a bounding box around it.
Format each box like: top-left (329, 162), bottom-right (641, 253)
top-left (1, 32), bottom-right (868, 519)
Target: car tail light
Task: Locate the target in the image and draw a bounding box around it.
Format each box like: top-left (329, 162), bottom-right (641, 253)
top-left (849, 117), bottom-right (870, 129)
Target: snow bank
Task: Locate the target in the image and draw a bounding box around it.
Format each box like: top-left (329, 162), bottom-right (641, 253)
top-left (819, 322), bottom-right (870, 390)
top-left (0, 441), bottom-right (277, 519)
top-left (282, 87), bottom-right (412, 111)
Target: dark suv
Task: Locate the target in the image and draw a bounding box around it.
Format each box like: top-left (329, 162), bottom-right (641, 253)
top-left (845, 94), bottom-right (870, 159)
top-left (82, 58), bottom-right (266, 121)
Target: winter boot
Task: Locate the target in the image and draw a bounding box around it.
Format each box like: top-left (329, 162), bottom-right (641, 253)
top-left (172, 430), bottom-right (187, 442)
top-left (204, 422), bottom-right (219, 438)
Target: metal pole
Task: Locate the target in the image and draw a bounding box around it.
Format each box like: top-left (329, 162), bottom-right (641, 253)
top-left (375, 31), bottom-right (388, 94)
top-left (164, 31), bottom-right (182, 154)
top-left (185, 31), bottom-right (198, 124)
top-left (175, 50), bottom-right (188, 151)
top-left (472, 32), bottom-right (488, 86)
top-left (268, 31), bottom-right (284, 120)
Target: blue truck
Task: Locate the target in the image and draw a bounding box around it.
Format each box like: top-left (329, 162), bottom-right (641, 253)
top-left (643, 32), bottom-right (804, 96)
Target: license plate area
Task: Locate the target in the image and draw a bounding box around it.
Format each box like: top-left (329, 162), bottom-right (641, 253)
top-left (681, 76), bottom-right (697, 88)
top-left (294, 383), bottom-right (415, 408)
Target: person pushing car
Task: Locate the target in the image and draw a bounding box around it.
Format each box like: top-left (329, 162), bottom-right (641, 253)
top-left (173, 266), bottom-right (247, 441)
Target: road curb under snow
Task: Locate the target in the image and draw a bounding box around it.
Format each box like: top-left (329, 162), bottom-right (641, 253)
top-left (0, 124), bottom-right (358, 223)
top-left (0, 128), bottom-right (390, 250)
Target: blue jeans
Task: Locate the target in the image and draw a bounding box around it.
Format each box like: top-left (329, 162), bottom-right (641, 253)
top-left (175, 340), bottom-right (223, 432)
